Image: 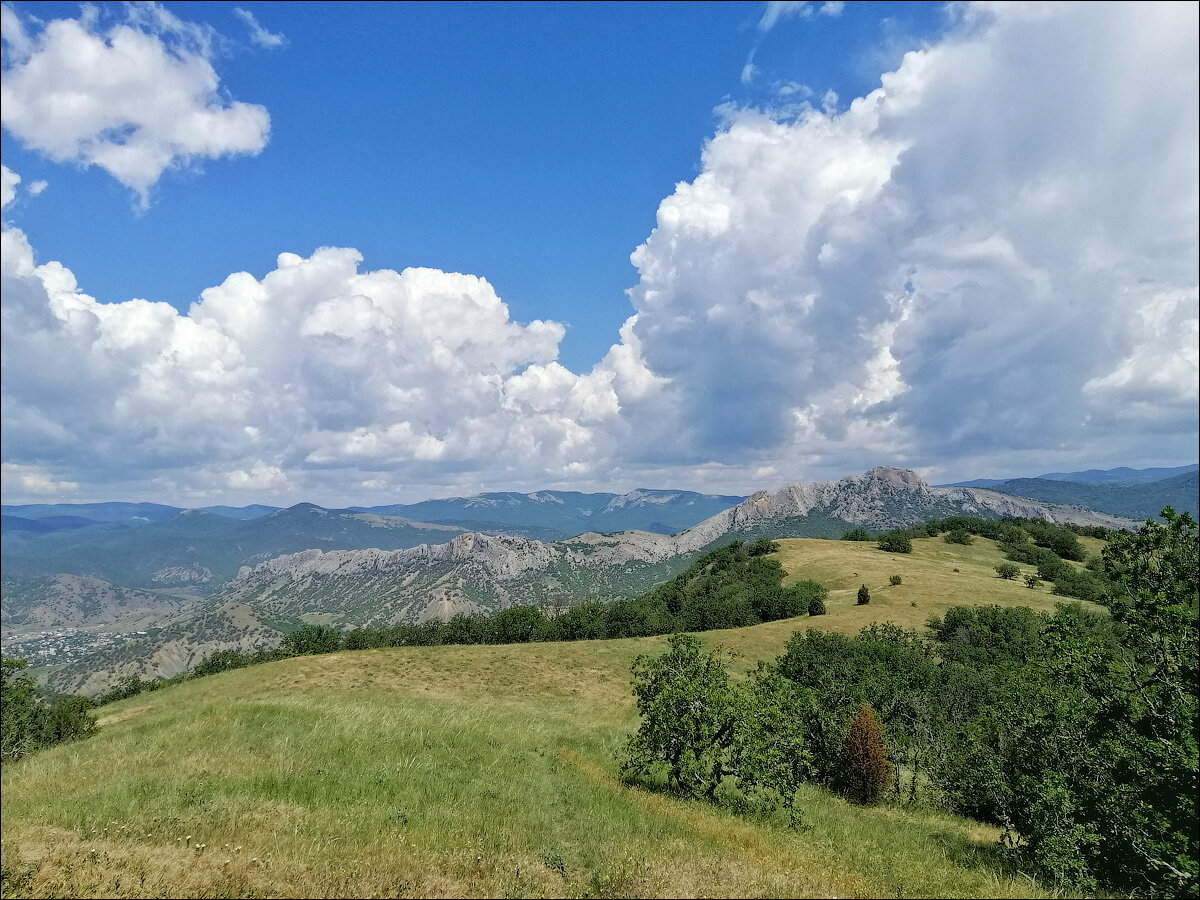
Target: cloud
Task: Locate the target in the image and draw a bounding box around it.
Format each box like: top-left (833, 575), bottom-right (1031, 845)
top-left (743, 0), bottom-right (843, 85)
top-left (233, 7), bottom-right (285, 49)
top-left (628, 0), bottom-right (1200, 480)
top-left (27, 179), bottom-right (46, 195)
top-left (0, 3), bottom-right (270, 206)
top-left (2, 462), bottom-right (78, 495)
top-left (1, 2), bottom-right (1196, 503)
top-left (0, 229), bottom-right (658, 502)
top-left (622, 0), bottom-right (1198, 479)
top-left (1, 164), bottom-right (18, 208)
top-left (757, 1), bottom-right (842, 32)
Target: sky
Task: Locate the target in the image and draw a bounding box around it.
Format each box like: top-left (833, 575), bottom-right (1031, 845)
top-left (1, 0), bottom-right (1197, 506)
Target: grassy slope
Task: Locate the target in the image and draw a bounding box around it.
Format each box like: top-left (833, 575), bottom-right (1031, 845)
top-left (0, 537), bottom-right (1092, 899)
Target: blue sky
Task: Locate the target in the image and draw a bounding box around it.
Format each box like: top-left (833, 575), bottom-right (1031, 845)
top-left (2, 1), bottom-right (1197, 505)
top-left (3, 1), bottom-right (946, 370)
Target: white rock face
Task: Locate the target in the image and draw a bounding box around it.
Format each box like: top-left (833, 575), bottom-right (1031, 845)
top-left (229, 465), bottom-right (1135, 602)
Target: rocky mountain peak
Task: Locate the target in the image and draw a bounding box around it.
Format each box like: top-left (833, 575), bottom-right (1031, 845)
top-left (859, 466), bottom-right (930, 491)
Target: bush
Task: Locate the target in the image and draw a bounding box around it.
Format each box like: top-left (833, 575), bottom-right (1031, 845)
top-left (889, 575), bottom-right (902, 586)
top-left (747, 538), bottom-right (780, 556)
top-left (944, 528), bottom-right (974, 545)
top-left (486, 606), bottom-right (559, 643)
top-left (38, 696), bottom-right (97, 748)
top-left (281, 624), bottom-right (342, 655)
top-left (995, 563), bottom-right (1021, 580)
top-left (620, 634), bottom-right (744, 800)
top-left (878, 533), bottom-right (913, 553)
top-left (857, 584), bottom-right (871, 605)
top-left (1050, 567), bottom-right (1112, 604)
top-left (808, 595), bottom-right (826, 616)
top-left (1025, 574), bottom-right (1041, 589)
top-left (761, 580), bottom-right (827, 620)
top-left (841, 528), bottom-right (873, 542)
top-left (2, 658), bottom-right (96, 762)
top-left (840, 704), bottom-right (890, 805)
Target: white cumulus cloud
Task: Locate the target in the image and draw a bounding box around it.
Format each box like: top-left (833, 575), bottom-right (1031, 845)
top-left (0, 229), bottom-right (652, 502)
top-left (0, 2), bottom-right (270, 206)
top-left (0, 164), bottom-right (18, 208)
top-left (623, 0), bottom-right (1198, 479)
top-left (1, 1), bottom-right (1196, 503)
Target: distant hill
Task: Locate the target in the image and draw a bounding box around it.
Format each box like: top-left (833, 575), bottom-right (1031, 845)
top-left (2, 490), bottom-right (749, 540)
top-left (194, 504), bottom-right (283, 519)
top-left (1, 514), bottom-right (117, 536)
top-left (0, 501), bottom-right (286, 524)
top-left (39, 467), bottom-right (1137, 694)
top-left (1034, 464), bottom-right (1198, 484)
top-left (945, 463), bottom-right (1198, 489)
top-left (1, 501), bottom-right (182, 525)
top-left (354, 488), bottom-right (749, 539)
top-left (1, 574), bottom-right (185, 629)
top-left (969, 471), bottom-right (1198, 519)
top-left (1, 505), bottom-right (469, 593)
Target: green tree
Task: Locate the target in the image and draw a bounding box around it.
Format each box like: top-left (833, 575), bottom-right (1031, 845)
top-left (281, 624), bottom-right (342, 655)
top-left (995, 563), bottom-right (1020, 580)
top-left (2, 657), bottom-right (96, 763)
top-left (857, 584), bottom-right (871, 605)
top-left (1, 658), bottom-right (41, 762)
top-left (878, 533), bottom-right (913, 553)
top-left (988, 510), bottom-right (1198, 894)
top-left (620, 634), bottom-right (745, 800)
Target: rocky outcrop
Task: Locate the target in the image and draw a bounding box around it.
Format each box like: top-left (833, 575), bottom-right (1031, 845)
top-left (223, 465), bottom-right (1136, 620)
top-left (44, 466), bottom-right (1140, 694)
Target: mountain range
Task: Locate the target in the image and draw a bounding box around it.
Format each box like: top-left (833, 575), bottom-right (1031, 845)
top-left (1, 489), bottom-right (747, 540)
top-left (956, 471), bottom-right (1198, 520)
top-left (943, 463), bottom-right (1197, 488)
top-left (21, 466), bottom-right (1142, 695)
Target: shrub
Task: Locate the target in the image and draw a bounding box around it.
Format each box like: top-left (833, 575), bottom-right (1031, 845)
top-left (840, 704), bottom-right (890, 805)
top-left (620, 634), bottom-right (743, 800)
top-left (487, 606), bottom-right (559, 643)
top-left (995, 563), bottom-right (1021, 580)
top-left (1025, 574), bottom-right (1041, 589)
top-left (764, 580), bottom-right (827, 620)
top-left (747, 538), bottom-right (780, 556)
top-left (2, 658), bottom-right (96, 762)
top-left (841, 528), bottom-right (873, 542)
top-left (878, 533), bottom-right (913, 553)
top-left (857, 584), bottom-right (871, 605)
top-left (889, 574), bottom-right (902, 586)
top-left (281, 624), bottom-right (342, 655)
top-left (808, 595), bottom-right (826, 616)
top-left (1050, 567), bottom-right (1112, 604)
top-left (944, 528), bottom-right (974, 545)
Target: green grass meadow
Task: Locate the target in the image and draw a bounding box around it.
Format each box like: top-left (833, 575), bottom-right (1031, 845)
top-left (0, 537), bottom-right (1090, 898)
